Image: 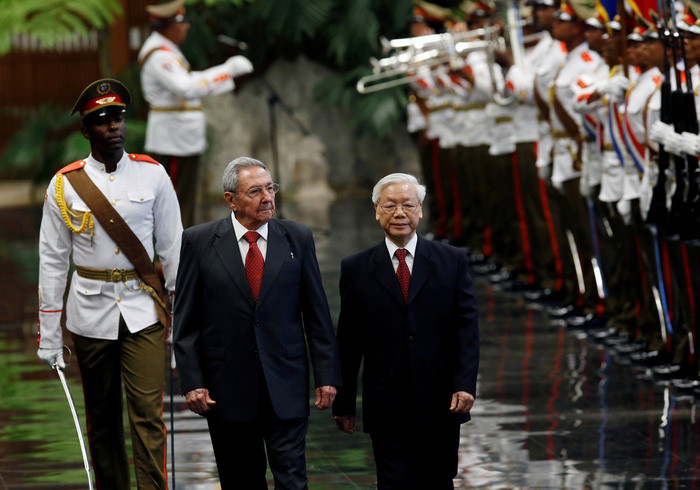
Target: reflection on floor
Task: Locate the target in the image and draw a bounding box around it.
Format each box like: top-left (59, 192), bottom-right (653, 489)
top-left (0, 201), bottom-right (698, 488)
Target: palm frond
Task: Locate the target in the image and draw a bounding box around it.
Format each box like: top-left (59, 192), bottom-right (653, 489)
top-left (325, 0), bottom-right (380, 67)
top-left (0, 0), bottom-right (121, 54)
top-left (246, 0), bottom-right (333, 45)
top-left (315, 67), bottom-right (407, 139)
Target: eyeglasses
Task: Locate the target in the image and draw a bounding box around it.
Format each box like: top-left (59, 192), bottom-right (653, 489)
top-left (237, 183), bottom-right (280, 199)
top-left (378, 202), bottom-right (420, 214)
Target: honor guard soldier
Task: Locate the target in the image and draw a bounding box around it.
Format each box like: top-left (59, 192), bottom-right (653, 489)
top-left (574, 13), bottom-right (644, 341)
top-left (37, 79), bottom-right (183, 489)
top-left (546, 0), bottom-right (604, 325)
top-left (618, 24), bottom-right (670, 362)
top-left (139, 0), bottom-right (254, 227)
top-left (506, 0), bottom-right (569, 301)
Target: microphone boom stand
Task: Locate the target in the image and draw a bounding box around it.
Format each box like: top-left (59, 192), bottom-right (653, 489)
top-left (257, 76), bottom-right (311, 218)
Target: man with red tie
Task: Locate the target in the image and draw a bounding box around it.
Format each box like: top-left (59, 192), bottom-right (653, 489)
top-left (332, 173), bottom-right (480, 490)
top-left (173, 156), bottom-right (340, 488)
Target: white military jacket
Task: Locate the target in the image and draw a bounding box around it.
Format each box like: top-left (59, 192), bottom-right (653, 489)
top-left (625, 67), bottom-right (663, 213)
top-left (139, 31), bottom-right (235, 156)
top-left (549, 42), bottom-right (603, 185)
top-left (506, 34), bottom-right (564, 148)
top-left (525, 33), bottom-right (567, 169)
top-left (38, 152), bottom-right (183, 348)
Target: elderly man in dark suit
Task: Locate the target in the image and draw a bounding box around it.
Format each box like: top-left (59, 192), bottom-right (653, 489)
top-left (332, 173), bottom-right (479, 490)
top-left (173, 156), bottom-right (341, 489)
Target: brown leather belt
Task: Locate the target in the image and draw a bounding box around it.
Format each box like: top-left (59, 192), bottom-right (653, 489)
top-left (76, 266), bottom-right (139, 282)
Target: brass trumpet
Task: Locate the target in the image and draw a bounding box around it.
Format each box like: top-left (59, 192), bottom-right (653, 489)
top-left (379, 24), bottom-right (501, 54)
top-left (356, 40), bottom-right (492, 94)
top-left (357, 3), bottom-right (526, 105)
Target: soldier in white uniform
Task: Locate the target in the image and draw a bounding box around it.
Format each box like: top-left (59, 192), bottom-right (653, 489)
top-left (37, 79), bottom-right (183, 489)
top-left (617, 26), bottom-right (669, 359)
top-left (574, 16), bottom-right (648, 339)
top-left (547, 0), bottom-right (604, 323)
top-left (496, 8), bottom-right (557, 293)
top-left (506, 0), bottom-right (569, 301)
top-left (139, 0), bottom-right (253, 226)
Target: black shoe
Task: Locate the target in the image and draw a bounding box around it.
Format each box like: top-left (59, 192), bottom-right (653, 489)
top-left (468, 252), bottom-right (486, 265)
top-left (499, 280), bottom-right (538, 292)
top-left (547, 304), bottom-right (575, 318)
top-left (599, 330), bottom-right (631, 345)
top-left (471, 260), bottom-right (499, 276)
top-left (630, 350), bottom-right (667, 367)
top-left (671, 378), bottom-right (700, 392)
top-left (589, 327), bottom-right (618, 342)
top-left (614, 340), bottom-right (647, 355)
top-left (488, 270), bottom-right (514, 284)
top-left (523, 287), bottom-right (549, 301)
top-left (527, 289), bottom-right (567, 306)
top-left (652, 364), bottom-right (685, 385)
top-left (565, 312), bottom-right (594, 328)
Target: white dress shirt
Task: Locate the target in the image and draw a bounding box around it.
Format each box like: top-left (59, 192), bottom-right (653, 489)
top-left (231, 213), bottom-right (269, 262)
top-left (384, 234), bottom-right (418, 274)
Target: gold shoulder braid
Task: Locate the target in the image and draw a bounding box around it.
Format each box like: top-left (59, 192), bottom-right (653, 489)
top-left (55, 174), bottom-right (94, 242)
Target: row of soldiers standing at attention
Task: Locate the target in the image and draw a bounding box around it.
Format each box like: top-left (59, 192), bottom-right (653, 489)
top-left (406, 0), bottom-right (700, 389)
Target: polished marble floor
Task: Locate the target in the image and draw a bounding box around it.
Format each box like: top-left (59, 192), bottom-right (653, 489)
top-left (0, 198), bottom-right (698, 488)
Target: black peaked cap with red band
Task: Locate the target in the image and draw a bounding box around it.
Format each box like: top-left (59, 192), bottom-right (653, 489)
top-left (71, 78), bottom-right (131, 121)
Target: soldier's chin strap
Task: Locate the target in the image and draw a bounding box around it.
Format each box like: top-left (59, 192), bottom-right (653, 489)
top-left (53, 347), bottom-right (94, 490)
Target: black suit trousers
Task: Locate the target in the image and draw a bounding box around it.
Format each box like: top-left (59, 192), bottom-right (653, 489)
top-left (370, 419), bottom-right (460, 490)
top-left (206, 368), bottom-right (309, 490)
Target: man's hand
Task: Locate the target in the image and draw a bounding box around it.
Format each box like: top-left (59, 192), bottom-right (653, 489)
top-left (37, 347), bottom-right (65, 369)
top-left (410, 22), bottom-right (435, 38)
top-left (185, 388), bottom-right (216, 416)
top-left (334, 415), bottom-right (355, 434)
top-left (450, 391), bottom-right (475, 414)
top-left (314, 385), bottom-right (337, 410)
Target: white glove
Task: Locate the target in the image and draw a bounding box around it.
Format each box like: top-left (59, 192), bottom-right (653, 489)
top-left (406, 101), bottom-right (427, 133)
top-left (224, 55), bottom-right (254, 78)
top-left (616, 198), bottom-right (632, 225)
top-left (593, 79), bottom-right (611, 96)
top-left (37, 347), bottom-right (65, 369)
top-left (680, 131), bottom-right (700, 156)
top-left (448, 55), bottom-right (466, 71)
top-left (649, 120), bottom-right (672, 145)
top-left (664, 130), bottom-right (684, 156)
top-left (579, 178), bottom-right (594, 198)
top-left (597, 75), bottom-right (631, 96)
top-left (538, 163), bottom-right (552, 181)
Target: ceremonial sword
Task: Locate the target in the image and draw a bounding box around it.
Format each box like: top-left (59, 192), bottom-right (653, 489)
top-left (54, 363), bottom-right (94, 490)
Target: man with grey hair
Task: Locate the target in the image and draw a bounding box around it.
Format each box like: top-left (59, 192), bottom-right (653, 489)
top-left (333, 172), bottom-right (480, 489)
top-left (173, 156), bottom-right (341, 488)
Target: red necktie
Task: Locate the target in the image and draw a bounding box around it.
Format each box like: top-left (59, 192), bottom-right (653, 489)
top-left (395, 248), bottom-right (410, 303)
top-left (243, 231), bottom-right (264, 302)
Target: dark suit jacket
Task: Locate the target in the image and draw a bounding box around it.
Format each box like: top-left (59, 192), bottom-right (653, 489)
top-left (173, 217), bottom-right (341, 422)
top-left (332, 236), bottom-right (479, 433)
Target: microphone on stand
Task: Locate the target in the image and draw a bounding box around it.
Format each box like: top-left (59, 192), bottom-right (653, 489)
top-left (217, 34), bottom-right (249, 52)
